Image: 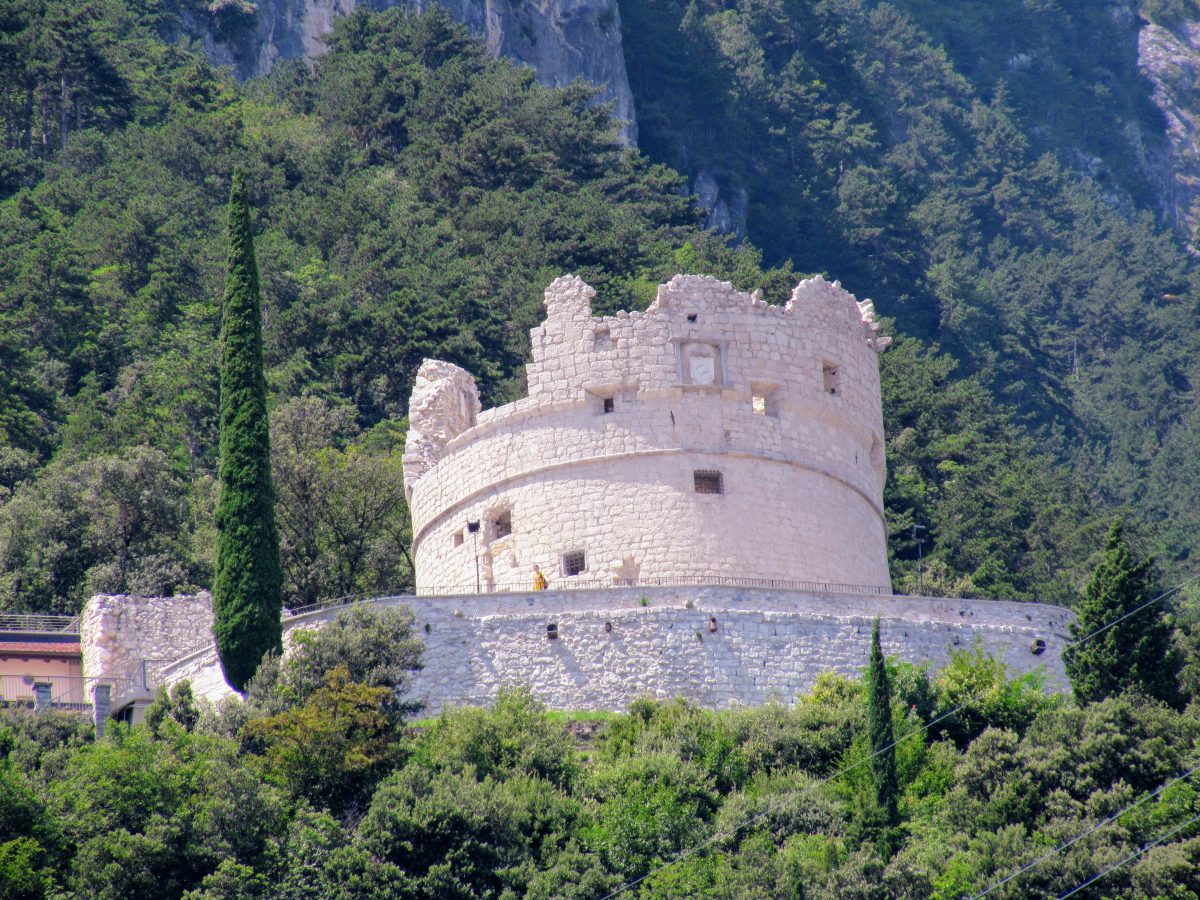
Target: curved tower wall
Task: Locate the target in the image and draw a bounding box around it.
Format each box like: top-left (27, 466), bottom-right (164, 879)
top-left (402, 274), bottom-right (892, 592)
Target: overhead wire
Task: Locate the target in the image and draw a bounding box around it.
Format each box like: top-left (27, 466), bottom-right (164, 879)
top-left (596, 571), bottom-right (1200, 900)
top-left (968, 762), bottom-right (1200, 899)
top-left (1057, 810), bottom-right (1200, 899)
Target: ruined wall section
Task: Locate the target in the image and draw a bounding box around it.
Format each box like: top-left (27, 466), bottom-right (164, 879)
top-left (81, 593), bottom-right (214, 685)
top-left (405, 274), bottom-right (892, 593)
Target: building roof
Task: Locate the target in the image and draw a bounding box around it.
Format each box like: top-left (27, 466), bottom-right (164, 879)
top-left (0, 640), bottom-right (81, 656)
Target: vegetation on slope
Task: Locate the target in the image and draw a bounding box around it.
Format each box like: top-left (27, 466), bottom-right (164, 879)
top-left (0, 2), bottom-right (1125, 610)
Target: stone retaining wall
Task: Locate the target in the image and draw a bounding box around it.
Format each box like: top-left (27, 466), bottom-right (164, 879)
top-left (152, 587), bottom-right (1075, 711)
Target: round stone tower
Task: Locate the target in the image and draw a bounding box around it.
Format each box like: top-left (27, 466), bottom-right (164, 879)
top-left (402, 274), bottom-right (892, 593)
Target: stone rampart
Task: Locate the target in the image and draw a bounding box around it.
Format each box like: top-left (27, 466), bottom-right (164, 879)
top-left (403, 275), bottom-right (893, 593)
top-left (152, 587), bottom-right (1075, 711)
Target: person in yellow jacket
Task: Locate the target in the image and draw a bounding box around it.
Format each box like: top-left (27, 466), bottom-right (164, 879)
top-left (532, 564), bottom-right (548, 591)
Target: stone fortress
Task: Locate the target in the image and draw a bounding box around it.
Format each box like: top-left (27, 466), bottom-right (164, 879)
top-left (78, 274), bottom-right (1075, 716)
top-left (403, 274), bottom-right (892, 593)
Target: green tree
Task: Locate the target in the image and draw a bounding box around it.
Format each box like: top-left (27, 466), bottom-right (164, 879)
top-left (213, 172), bottom-right (282, 692)
top-left (866, 618), bottom-right (899, 826)
top-left (1065, 519), bottom-right (1180, 706)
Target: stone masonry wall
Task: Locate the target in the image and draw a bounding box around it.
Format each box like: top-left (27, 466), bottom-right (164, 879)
top-left (403, 275), bottom-right (893, 593)
top-left (154, 587), bottom-right (1075, 711)
top-left (81, 593), bottom-right (214, 686)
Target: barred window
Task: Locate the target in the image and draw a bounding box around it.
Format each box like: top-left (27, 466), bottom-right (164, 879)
top-left (562, 551), bottom-right (586, 577)
top-left (694, 470), bottom-right (724, 494)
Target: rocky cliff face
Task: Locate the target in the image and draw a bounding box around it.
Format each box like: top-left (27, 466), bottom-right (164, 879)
top-left (1139, 18), bottom-right (1200, 246)
top-left (184, 0), bottom-right (636, 144)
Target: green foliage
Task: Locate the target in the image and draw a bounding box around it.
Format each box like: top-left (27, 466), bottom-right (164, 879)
top-left (243, 603), bottom-right (422, 715)
top-left (1065, 519), bottom-right (1181, 706)
top-left (270, 396), bottom-right (412, 607)
top-left (3, 652), bottom-right (1200, 897)
top-left (866, 620), bottom-right (900, 827)
top-left (213, 171), bottom-right (283, 692)
top-left (933, 641), bottom-right (1056, 746)
top-left (242, 666), bottom-right (404, 815)
top-left (0, 446), bottom-right (203, 614)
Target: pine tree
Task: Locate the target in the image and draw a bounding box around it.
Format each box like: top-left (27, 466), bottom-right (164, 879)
top-left (213, 172), bottom-right (283, 692)
top-left (866, 617), bottom-right (899, 825)
top-left (1065, 519), bottom-right (1179, 707)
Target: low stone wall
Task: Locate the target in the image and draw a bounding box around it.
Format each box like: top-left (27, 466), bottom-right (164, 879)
top-left (81, 592), bottom-right (215, 686)
top-left (152, 587), bottom-right (1075, 711)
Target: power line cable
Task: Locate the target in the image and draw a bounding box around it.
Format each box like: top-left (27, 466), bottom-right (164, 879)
top-left (596, 571), bottom-right (1200, 900)
top-left (968, 762), bottom-right (1200, 899)
top-left (1057, 810), bottom-right (1200, 899)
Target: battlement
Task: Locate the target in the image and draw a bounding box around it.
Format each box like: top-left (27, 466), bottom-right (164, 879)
top-left (402, 274), bottom-right (891, 594)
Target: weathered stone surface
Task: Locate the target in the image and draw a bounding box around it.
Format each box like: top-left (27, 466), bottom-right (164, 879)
top-left (150, 587), bottom-right (1075, 711)
top-left (1140, 19), bottom-right (1200, 245)
top-left (405, 274), bottom-right (892, 593)
top-left (81, 593), bottom-right (215, 685)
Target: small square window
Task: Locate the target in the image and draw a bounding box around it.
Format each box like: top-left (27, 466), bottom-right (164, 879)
top-left (452, 530), bottom-right (464, 547)
top-left (594, 327), bottom-right (612, 351)
top-left (562, 550), bottom-right (586, 577)
top-left (694, 470), bottom-right (723, 494)
top-left (603, 396), bottom-right (615, 414)
top-left (751, 383), bottom-right (780, 417)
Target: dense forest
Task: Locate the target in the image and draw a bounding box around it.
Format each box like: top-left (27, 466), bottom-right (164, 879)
top-left (6, 0), bottom-right (1196, 613)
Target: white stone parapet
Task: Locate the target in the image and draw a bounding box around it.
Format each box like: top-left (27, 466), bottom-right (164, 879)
top-left (402, 274), bottom-right (893, 593)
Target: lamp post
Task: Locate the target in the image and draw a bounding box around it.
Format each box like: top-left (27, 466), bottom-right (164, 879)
top-left (467, 521), bottom-right (481, 593)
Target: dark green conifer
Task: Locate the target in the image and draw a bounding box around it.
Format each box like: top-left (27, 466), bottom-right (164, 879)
top-left (213, 172), bottom-right (282, 691)
top-left (1065, 519), bottom-right (1179, 707)
top-left (866, 618), bottom-right (899, 825)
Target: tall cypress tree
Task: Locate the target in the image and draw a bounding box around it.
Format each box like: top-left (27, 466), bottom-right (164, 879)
top-left (1065, 519), bottom-right (1179, 707)
top-left (866, 618), bottom-right (899, 825)
top-left (213, 172), bottom-right (282, 692)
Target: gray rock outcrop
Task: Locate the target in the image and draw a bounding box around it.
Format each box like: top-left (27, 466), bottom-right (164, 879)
top-left (1139, 19), bottom-right (1200, 247)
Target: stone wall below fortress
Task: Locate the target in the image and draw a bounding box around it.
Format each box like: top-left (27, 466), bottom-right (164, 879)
top-left (146, 587), bottom-right (1075, 713)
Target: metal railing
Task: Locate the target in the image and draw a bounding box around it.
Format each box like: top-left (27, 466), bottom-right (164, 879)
top-left (0, 614), bottom-right (80, 633)
top-left (282, 576), bottom-right (893, 617)
top-left (0, 674), bottom-right (146, 709)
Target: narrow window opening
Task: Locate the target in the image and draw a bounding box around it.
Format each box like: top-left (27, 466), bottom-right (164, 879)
top-left (593, 327), bottom-right (612, 351)
top-left (492, 509), bottom-right (512, 539)
top-left (822, 362), bottom-right (840, 395)
top-left (452, 530), bottom-right (464, 547)
top-left (752, 394), bottom-right (766, 415)
top-left (562, 551), bottom-right (586, 577)
top-left (694, 470), bottom-right (724, 494)
top-left (603, 396), bottom-right (615, 414)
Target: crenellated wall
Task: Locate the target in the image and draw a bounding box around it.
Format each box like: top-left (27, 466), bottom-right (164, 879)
top-left (150, 587), bottom-right (1075, 711)
top-left (402, 274), bottom-right (893, 593)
